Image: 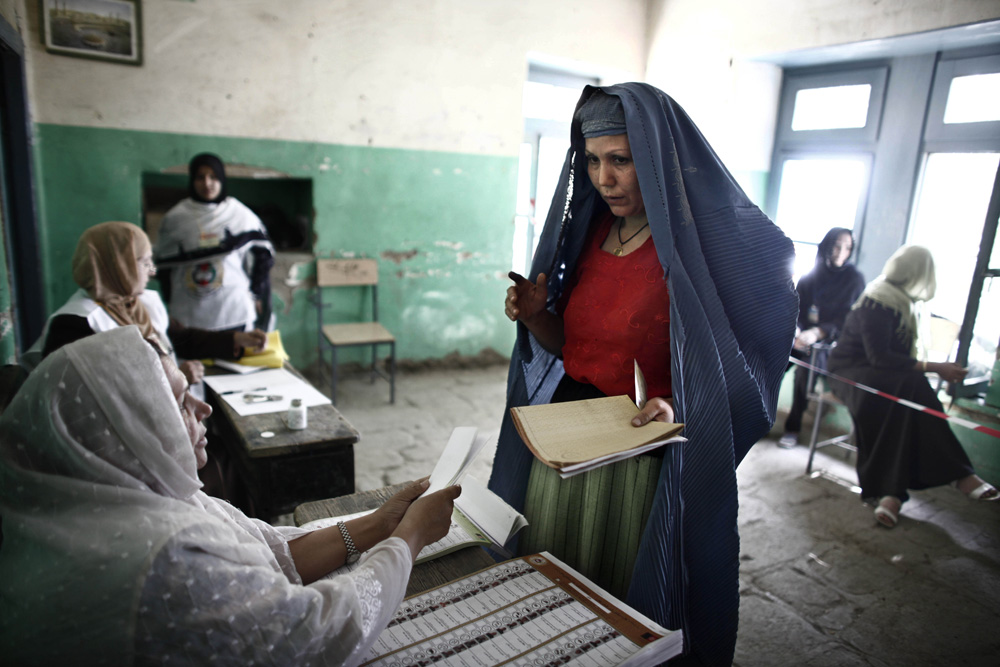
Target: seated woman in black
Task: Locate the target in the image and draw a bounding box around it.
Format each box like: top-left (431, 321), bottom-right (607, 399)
top-left (779, 227), bottom-right (865, 448)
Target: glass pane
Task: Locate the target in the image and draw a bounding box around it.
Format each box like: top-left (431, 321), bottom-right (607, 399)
top-left (515, 143), bottom-right (533, 217)
top-left (774, 158), bottom-right (866, 244)
top-left (909, 152), bottom-right (1000, 370)
top-left (943, 73), bottom-right (1000, 124)
top-left (512, 215), bottom-right (531, 276)
top-left (791, 84), bottom-right (871, 131)
top-left (534, 137), bottom-right (566, 233)
top-left (790, 241), bottom-right (820, 286)
top-left (522, 81), bottom-right (581, 122)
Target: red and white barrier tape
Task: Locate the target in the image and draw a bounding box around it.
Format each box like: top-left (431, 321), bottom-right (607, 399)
top-left (788, 356), bottom-right (1000, 440)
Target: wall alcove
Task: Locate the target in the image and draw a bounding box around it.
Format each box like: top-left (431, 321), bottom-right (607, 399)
top-left (141, 164), bottom-right (314, 253)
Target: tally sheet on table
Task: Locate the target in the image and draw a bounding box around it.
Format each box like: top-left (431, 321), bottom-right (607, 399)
top-left (361, 552), bottom-right (683, 666)
top-left (202, 368), bottom-right (331, 416)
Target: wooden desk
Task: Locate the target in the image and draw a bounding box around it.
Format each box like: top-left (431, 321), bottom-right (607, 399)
top-left (206, 364), bottom-right (359, 520)
top-left (295, 482), bottom-right (498, 597)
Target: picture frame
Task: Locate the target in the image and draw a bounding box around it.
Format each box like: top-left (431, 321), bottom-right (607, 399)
top-left (40, 0), bottom-right (142, 66)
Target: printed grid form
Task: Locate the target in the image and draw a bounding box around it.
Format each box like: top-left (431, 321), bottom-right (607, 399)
top-left (362, 559), bottom-right (645, 666)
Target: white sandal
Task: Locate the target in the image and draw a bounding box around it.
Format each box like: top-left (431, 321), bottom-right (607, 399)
top-left (967, 482), bottom-right (999, 501)
top-left (874, 496), bottom-right (900, 528)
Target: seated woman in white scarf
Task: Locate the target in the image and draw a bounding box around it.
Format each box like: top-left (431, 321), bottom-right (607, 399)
top-left (0, 326), bottom-right (459, 666)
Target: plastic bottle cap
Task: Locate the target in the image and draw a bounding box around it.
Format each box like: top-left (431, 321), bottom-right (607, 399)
top-left (291, 398), bottom-right (302, 407)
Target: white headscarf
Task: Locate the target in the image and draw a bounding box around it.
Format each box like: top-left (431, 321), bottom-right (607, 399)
top-left (0, 326), bottom-right (410, 665)
top-left (855, 245), bottom-right (937, 356)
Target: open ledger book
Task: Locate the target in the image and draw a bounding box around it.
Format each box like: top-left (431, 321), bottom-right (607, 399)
top-left (511, 395), bottom-right (685, 478)
top-left (361, 552), bottom-right (683, 666)
top-left (302, 427), bottom-right (527, 565)
top-left (511, 361), bottom-right (685, 478)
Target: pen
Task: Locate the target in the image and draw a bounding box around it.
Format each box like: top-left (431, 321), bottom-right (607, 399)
top-left (220, 386), bottom-right (266, 396)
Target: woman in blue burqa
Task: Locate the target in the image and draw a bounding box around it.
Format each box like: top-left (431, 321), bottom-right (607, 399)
top-left (489, 83), bottom-right (797, 665)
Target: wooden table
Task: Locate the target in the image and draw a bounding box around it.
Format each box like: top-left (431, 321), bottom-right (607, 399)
top-left (294, 482), bottom-right (498, 597)
top-left (206, 364), bottom-right (359, 520)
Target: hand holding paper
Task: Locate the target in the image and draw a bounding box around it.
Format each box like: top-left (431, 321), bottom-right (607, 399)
top-left (426, 427), bottom-right (488, 494)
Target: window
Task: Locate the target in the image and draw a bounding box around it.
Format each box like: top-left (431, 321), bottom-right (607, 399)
top-left (767, 67), bottom-right (884, 279)
top-left (943, 72), bottom-right (1000, 124)
top-left (513, 66), bottom-right (598, 275)
top-left (909, 52), bottom-right (1000, 372)
top-left (791, 84), bottom-right (872, 131)
top-left (773, 156), bottom-right (870, 278)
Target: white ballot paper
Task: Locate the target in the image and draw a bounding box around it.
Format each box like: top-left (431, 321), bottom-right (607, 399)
top-left (302, 428), bottom-right (527, 568)
top-left (426, 427), bottom-right (490, 494)
top-left (203, 368), bottom-right (331, 416)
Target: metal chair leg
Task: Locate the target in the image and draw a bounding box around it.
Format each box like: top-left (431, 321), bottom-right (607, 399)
top-left (331, 346), bottom-right (339, 406)
top-left (806, 394), bottom-right (825, 474)
top-left (389, 341), bottom-right (396, 404)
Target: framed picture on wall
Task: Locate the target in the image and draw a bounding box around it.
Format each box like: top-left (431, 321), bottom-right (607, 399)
top-left (40, 0), bottom-right (142, 66)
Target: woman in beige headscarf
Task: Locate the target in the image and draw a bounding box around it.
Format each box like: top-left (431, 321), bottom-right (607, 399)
top-left (828, 245), bottom-right (997, 528)
top-left (25, 221), bottom-right (266, 383)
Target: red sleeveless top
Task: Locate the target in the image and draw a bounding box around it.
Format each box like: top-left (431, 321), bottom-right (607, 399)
top-left (559, 212), bottom-right (672, 400)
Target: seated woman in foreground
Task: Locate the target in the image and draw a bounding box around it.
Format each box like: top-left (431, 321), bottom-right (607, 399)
top-left (828, 244), bottom-right (997, 528)
top-left (0, 326), bottom-right (459, 665)
top-left (25, 221), bottom-right (267, 385)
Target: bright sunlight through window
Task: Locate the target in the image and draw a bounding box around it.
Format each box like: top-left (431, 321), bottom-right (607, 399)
top-left (908, 152), bottom-right (1000, 365)
top-left (943, 73), bottom-right (1000, 124)
top-left (791, 84), bottom-right (871, 131)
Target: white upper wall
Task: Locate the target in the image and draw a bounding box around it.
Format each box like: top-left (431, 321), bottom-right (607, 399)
top-left (645, 0), bottom-right (1000, 173)
top-left (24, 0), bottom-right (647, 156)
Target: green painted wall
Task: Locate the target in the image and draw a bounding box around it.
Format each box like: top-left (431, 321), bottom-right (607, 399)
top-left (33, 124), bottom-right (519, 367)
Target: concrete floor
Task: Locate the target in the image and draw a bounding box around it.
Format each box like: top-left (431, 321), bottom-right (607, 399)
top-left (307, 364), bottom-right (1000, 667)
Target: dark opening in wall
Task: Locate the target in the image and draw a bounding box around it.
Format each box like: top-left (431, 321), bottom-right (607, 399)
top-left (141, 165), bottom-right (314, 252)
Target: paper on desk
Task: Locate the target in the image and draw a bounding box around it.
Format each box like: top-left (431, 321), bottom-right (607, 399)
top-left (203, 368), bottom-right (331, 416)
top-left (427, 427), bottom-right (487, 494)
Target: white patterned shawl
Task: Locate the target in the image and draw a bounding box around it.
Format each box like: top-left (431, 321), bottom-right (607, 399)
top-left (0, 326), bottom-right (410, 666)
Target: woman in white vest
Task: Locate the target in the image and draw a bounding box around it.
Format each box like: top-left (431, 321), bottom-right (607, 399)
top-left (154, 152), bottom-right (275, 332)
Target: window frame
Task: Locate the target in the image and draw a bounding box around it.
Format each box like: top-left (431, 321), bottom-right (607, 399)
top-left (774, 67), bottom-right (888, 145)
top-left (924, 53), bottom-right (1000, 147)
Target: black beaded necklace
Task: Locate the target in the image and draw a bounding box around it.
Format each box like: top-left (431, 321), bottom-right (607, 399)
top-left (613, 217), bottom-right (650, 256)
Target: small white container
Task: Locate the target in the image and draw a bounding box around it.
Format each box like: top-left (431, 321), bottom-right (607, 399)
top-left (287, 398), bottom-right (307, 430)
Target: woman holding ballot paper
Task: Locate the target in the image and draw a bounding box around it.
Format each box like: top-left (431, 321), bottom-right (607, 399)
top-left (0, 327), bottom-right (459, 666)
top-left (491, 83), bottom-right (797, 666)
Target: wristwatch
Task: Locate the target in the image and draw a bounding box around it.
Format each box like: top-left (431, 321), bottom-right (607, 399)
top-left (337, 521), bottom-right (361, 564)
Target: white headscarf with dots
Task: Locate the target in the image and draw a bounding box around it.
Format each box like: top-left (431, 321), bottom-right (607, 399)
top-left (0, 326), bottom-right (410, 665)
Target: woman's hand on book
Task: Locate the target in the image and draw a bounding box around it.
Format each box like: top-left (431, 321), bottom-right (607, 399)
top-left (631, 396), bottom-right (675, 427)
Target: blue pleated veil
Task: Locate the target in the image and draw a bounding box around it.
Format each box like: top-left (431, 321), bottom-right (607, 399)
top-left (488, 83), bottom-right (797, 665)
